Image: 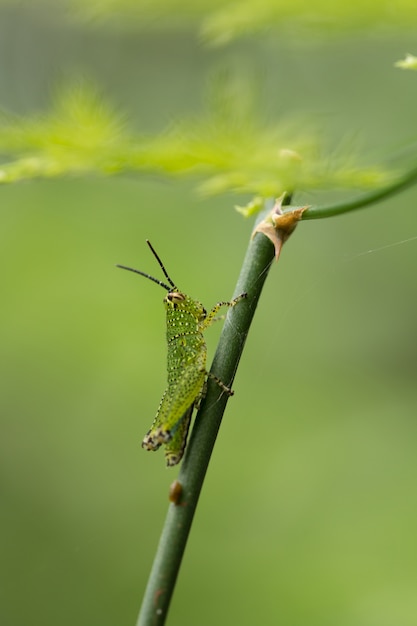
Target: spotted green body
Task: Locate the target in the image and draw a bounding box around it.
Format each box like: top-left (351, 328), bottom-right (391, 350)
top-left (117, 241), bottom-right (246, 466)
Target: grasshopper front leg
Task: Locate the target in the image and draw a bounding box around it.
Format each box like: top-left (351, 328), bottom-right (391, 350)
top-left (201, 292), bottom-right (247, 330)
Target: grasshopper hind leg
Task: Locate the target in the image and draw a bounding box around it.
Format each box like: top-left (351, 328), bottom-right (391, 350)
top-left (142, 428), bottom-right (171, 451)
top-left (164, 404), bottom-right (194, 467)
top-left (141, 389), bottom-right (172, 451)
top-left (164, 375), bottom-right (208, 466)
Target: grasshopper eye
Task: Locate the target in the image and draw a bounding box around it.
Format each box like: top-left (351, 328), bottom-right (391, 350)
top-left (167, 292), bottom-right (185, 304)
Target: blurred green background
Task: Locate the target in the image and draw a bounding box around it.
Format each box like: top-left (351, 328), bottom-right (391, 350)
top-left (1, 5), bottom-right (417, 626)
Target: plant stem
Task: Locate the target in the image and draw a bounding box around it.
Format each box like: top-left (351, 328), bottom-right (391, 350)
top-left (136, 199), bottom-right (278, 626)
top-left (136, 159), bottom-right (417, 625)
top-left (301, 164), bottom-right (417, 220)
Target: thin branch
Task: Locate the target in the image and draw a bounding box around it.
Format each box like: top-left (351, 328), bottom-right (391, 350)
top-left (300, 164), bottom-right (417, 220)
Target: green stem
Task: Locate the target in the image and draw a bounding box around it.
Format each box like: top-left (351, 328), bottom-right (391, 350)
top-left (301, 165), bottom-right (417, 220)
top-left (136, 159), bottom-right (417, 625)
top-left (136, 199), bottom-right (277, 626)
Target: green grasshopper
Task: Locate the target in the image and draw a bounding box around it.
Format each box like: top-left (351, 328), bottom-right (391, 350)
top-left (117, 240), bottom-right (247, 466)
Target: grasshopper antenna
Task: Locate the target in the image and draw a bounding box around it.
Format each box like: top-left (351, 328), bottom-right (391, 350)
top-left (145, 240), bottom-right (176, 289)
top-left (116, 240), bottom-right (176, 291)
